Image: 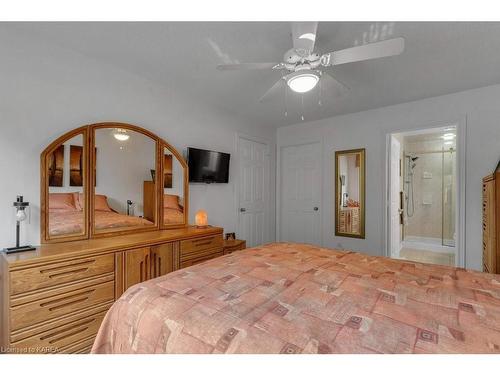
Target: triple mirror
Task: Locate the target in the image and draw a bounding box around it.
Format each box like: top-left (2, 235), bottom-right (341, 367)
top-left (335, 148), bottom-right (366, 238)
top-left (42, 123), bottom-right (188, 243)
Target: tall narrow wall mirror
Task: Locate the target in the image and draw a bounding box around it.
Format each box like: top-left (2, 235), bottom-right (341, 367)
top-left (335, 148), bottom-right (366, 238)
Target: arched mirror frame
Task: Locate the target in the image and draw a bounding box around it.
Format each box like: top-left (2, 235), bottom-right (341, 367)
top-left (41, 126), bottom-right (90, 243)
top-left (41, 122), bottom-right (189, 243)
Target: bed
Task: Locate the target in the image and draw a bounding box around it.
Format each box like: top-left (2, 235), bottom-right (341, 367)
top-left (91, 242), bottom-right (500, 354)
top-left (48, 193), bottom-right (154, 236)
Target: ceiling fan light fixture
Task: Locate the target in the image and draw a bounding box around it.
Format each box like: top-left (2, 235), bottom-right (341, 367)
top-left (113, 128), bottom-right (130, 141)
top-left (287, 72), bottom-right (319, 93)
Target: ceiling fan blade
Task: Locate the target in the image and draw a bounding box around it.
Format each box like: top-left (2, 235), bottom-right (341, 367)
top-left (217, 62), bottom-right (279, 71)
top-left (292, 22), bottom-right (318, 56)
top-left (323, 37), bottom-right (405, 66)
top-left (259, 78), bottom-right (286, 102)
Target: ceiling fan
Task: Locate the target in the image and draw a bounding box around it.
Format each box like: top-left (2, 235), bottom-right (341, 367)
top-left (216, 22), bottom-right (405, 102)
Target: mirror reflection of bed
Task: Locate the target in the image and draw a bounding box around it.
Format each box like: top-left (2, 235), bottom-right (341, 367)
top-left (47, 128), bottom-right (187, 236)
top-left (47, 133), bottom-right (86, 237)
top-left (149, 147), bottom-right (185, 225)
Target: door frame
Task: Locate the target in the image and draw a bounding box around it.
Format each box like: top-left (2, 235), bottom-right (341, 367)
top-left (388, 135), bottom-right (402, 258)
top-left (383, 118), bottom-right (467, 267)
top-left (276, 140), bottom-right (323, 244)
top-left (235, 132), bottom-right (272, 245)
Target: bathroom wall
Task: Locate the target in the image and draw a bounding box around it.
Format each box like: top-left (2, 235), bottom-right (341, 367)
top-left (403, 138), bottom-right (456, 243)
top-left (404, 139), bottom-right (444, 240)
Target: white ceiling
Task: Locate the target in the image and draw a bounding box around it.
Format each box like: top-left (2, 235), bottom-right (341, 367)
top-left (4, 22), bottom-right (500, 128)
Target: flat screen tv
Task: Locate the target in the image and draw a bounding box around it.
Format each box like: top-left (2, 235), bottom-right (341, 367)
top-left (187, 147), bottom-right (230, 183)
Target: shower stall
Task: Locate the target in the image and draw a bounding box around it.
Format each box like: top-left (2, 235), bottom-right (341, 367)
top-left (402, 145), bottom-right (456, 252)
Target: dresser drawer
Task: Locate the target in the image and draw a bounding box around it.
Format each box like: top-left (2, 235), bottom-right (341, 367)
top-left (10, 278), bottom-right (114, 332)
top-left (180, 235), bottom-right (223, 259)
top-left (10, 254), bottom-right (115, 295)
top-left (180, 250), bottom-right (223, 269)
top-left (10, 309), bottom-right (108, 353)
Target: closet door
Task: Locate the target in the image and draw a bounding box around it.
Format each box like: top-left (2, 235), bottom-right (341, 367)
top-left (124, 247), bottom-right (150, 291)
top-left (280, 142), bottom-right (322, 245)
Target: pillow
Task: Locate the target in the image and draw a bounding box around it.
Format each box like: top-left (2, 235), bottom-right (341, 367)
top-left (164, 194), bottom-right (182, 211)
top-left (94, 194), bottom-right (113, 212)
top-left (49, 193), bottom-right (77, 211)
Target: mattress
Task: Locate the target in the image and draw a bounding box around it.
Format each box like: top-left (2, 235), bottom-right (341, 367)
top-left (91, 242), bottom-right (500, 354)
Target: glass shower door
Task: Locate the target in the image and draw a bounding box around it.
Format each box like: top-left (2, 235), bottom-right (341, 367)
top-left (441, 150), bottom-right (456, 247)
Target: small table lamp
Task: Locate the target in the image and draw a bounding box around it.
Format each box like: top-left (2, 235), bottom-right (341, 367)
top-left (3, 196), bottom-right (36, 254)
top-left (195, 210), bottom-right (208, 228)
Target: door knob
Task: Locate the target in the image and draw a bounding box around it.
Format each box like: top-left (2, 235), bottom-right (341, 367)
top-left (313, 207), bottom-right (319, 211)
top-left (240, 208), bottom-right (246, 212)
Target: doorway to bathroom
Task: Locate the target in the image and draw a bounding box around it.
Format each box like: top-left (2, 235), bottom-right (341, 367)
top-left (386, 125), bottom-right (463, 267)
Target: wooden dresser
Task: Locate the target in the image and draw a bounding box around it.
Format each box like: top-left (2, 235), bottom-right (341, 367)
top-left (223, 239), bottom-right (246, 255)
top-left (483, 171), bottom-right (500, 273)
top-left (0, 226), bottom-right (223, 354)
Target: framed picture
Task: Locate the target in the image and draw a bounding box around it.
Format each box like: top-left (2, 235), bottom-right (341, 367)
top-left (164, 154), bottom-right (173, 188)
top-left (48, 145), bottom-right (64, 187)
top-left (69, 145), bottom-right (83, 186)
top-left (69, 145), bottom-right (97, 186)
top-left (225, 232), bottom-right (236, 240)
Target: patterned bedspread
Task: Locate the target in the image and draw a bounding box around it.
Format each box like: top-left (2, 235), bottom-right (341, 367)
top-left (92, 243), bottom-right (500, 354)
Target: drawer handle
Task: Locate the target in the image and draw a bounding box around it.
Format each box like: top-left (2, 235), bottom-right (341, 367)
top-left (40, 260), bottom-right (96, 274)
top-left (40, 318), bottom-right (96, 344)
top-left (46, 267), bottom-right (91, 279)
top-left (40, 289), bottom-right (95, 311)
top-left (191, 237), bottom-right (215, 243)
top-left (194, 241), bottom-right (213, 247)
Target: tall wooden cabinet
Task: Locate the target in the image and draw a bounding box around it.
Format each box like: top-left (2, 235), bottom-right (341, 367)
top-left (0, 226), bottom-right (223, 354)
top-left (483, 171), bottom-right (500, 273)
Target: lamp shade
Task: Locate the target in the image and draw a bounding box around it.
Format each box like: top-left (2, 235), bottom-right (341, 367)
top-left (195, 210), bottom-right (208, 228)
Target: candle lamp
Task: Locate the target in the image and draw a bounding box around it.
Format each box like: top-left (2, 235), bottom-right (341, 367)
top-left (195, 210), bottom-right (208, 228)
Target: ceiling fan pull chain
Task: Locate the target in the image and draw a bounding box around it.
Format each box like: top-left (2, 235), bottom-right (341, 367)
top-left (318, 79), bottom-right (322, 106)
top-left (284, 79), bottom-right (288, 117)
top-left (301, 95), bottom-right (305, 121)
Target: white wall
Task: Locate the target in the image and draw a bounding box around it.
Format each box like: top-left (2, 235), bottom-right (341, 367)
top-left (278, 83), bottom-right (500, 271)
top-left (0, 30), bottom-right (276, 248)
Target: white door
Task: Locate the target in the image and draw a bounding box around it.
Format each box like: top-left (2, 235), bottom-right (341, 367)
top-left (238, 136), bottom-right (269, 248)
top-left (389, 136), bottom-right (401, 258)
top-left (280, 142), bottom-right (321, 245)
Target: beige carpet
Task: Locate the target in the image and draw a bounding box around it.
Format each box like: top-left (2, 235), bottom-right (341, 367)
top-left (399, 247), bottom-right (455, 267)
